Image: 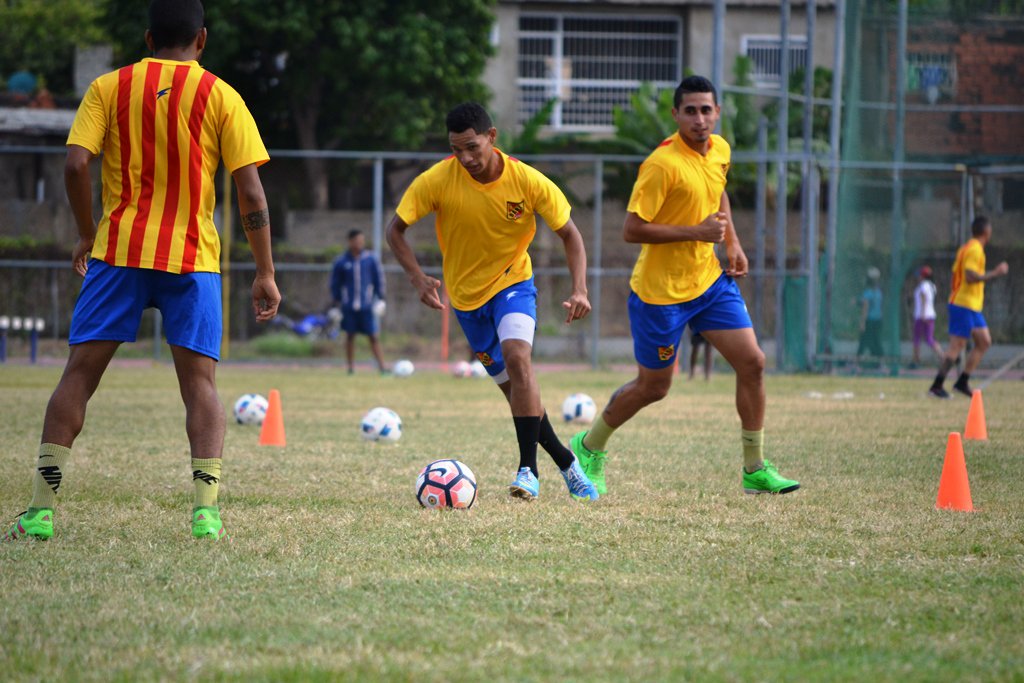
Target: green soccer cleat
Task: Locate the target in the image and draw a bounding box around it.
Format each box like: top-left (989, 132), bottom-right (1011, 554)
top-left (570, 431), bottom-right (607, 495)
top-left (743, 460), bottom-right (800, 495)
top-left (191, 506), bottom-right (228, 540)
top-left (5, 508), bottom-right (54, 541)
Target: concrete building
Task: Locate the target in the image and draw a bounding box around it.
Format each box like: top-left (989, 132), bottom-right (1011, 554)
top-left (483, 0), bottom-right (837, 132)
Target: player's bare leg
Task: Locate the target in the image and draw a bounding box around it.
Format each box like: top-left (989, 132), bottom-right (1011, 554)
top-left (41, 340), bottom-right (121, 447)
top-left (170, 345), bottom-right (224, 459)
top-left (700, 328), bottom-right (765, 431)
top-left (345, 332), bottom-right (356, 374)
top-left (952, 327), bottom-right (991, 397)
top-left (702, 327), bottom-right (798, 493)
top-left (171, 345), bottom-right (227, 538)
top-left (931, 335), bottom-right (968, 398)
top-left (368, 334), bottom-right (387, 373)
top-left (8, 340), bottom-right (121, 540)
top-left (600, 364), bottom-right (675, 429)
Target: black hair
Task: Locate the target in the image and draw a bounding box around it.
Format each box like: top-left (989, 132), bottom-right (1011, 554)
top-left (348, 229), bottom-right (363, 240)
top-left (445, 102), bottom-right (493, 135)
top-left (971, 215), bottom-right (990, 237)
top-left (149, 0), bottom-right (204, 51)
top-left (674, 75), bottom-right (718, 108)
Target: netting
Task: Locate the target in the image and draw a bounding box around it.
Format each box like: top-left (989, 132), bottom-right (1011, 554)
top-left (824, 0), bottom-right (1024, 367)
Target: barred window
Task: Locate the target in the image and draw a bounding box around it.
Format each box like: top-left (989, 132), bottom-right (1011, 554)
top-left (517, 13), bottom-right (683, 131)
top-left (741, 35), bottom-right (808, 88)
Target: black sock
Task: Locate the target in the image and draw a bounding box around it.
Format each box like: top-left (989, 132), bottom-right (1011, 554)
top-left (513, 416), bottom-right (541, 477)
top-left (537, 412), bottom-right (574, 470)
top-left (955, 372), bottom-right (970, 387)
top-left (933, 357), bottom-right (955, 387)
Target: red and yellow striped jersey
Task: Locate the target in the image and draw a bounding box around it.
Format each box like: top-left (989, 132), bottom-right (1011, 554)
top-left (67, 58), bottom-right (268, 274)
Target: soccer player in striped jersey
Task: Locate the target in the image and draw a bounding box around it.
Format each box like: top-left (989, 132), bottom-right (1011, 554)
top-left (569, 76), bottom-right (800, 496)
top-left (5, 0), bottom-right (280, 542)
top-left (387, 103), bottom-right (598, 502)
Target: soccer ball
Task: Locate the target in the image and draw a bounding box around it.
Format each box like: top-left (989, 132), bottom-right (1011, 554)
top-left (452, 360), bottom-right (472, 378)
top-left (393, 359), bottom-right (415, 377)
top-left (415, 459), bottom-right (477, 509)
top-left (233, 393), bottom-right (268, 425)
top-left (469, 359), bottom-right (488, 378)
top-left (360, 406), bottom-right (403, 442)
top-left (562, 393), bottom-right (597, 424)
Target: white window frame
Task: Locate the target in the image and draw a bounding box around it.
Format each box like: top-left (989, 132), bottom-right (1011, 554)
top-left (740, 34), bottom-right (809, 88)
top-left (517, 12), bottom-right (683, 132)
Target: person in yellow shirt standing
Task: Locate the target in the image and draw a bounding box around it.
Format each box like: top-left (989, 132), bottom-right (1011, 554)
top-left (5, 0), bottom-right (280, 542)
top-left (570, 76), bottom-right (800, 496)
top-left (387, 102), bottom-right (598, 502)
top-left (929, 216), bottom-right (1009, 398)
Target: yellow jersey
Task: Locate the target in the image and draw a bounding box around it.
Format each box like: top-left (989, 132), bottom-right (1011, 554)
top-left (395, 149), bottom-right (572, 311)
top-left (627, 132), bottom-right (730, 304)
top-left (949, 238), bottom-right (986, 311)
top-left (67, 58), bottom-right (269, 274)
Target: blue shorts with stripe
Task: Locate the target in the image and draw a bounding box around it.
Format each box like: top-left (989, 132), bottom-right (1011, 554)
top-left (630, 273), bottom-right (752, 369)
top-left (69, 259), bottom-right (222, 360)
top-left (947, 303), bottom-right (986, 338)
top-left (453, 277), bottom-right (537, 380)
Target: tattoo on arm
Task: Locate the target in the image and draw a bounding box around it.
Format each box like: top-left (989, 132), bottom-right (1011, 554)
top-left (241, 209), bottom-right (270, 232)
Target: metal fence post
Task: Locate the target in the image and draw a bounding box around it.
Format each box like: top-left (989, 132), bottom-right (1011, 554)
top-left (774, 0), bottom-right (791, 370)
top-left (372, 156), bottom-right (384, 259)
top-left (590, 159), bottom-right (604, 369)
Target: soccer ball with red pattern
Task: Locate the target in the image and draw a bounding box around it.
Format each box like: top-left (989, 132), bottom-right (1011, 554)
top-left (452, 360), bottom-right (473, 378)
top-left (415, 459), bottom-right (477, 509)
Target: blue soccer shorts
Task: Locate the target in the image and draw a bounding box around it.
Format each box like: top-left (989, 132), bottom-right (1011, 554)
top-left (453, 277), bottom-right (537, 384)
top-left (630, 273), bottom-right (752, 369)
top-left (947, 303), bottom-right (987, 339)
top-left (341, 308), bottom-right (377, 336)
top-left (69, 259), bottom-right (223, 360)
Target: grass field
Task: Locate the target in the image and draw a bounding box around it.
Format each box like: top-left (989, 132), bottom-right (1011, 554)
top-left (1, 362), bottom-right (1022, 682)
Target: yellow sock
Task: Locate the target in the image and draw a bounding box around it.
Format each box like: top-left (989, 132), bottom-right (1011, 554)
top-left (30, 443), bottom-right (71, 510)
top-left (191, 458), bottom-right (222, 509)
top-left (582, 414), bottom-right (616, 452)
top-left (742, 429), bottom-right (764, 473)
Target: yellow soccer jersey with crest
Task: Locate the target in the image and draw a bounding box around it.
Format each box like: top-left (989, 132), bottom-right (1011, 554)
top-left (395, 149), bottom-right (572, 311)
top-left (627, 133), bottom-right (730, 304)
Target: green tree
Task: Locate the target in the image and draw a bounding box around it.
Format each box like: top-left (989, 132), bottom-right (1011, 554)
top-left (0, 0), bottom-right (104, 96)
top-left (104, 0), bottom-right (496, 209)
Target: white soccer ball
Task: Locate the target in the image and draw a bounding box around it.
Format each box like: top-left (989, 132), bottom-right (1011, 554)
top-left (469, 359), bottom-right (488, 378)
top-left (361, 406), bottom-right (403, 442)
top-left (393, 359), bottom-right (415, 377)
top-left (416, 459), bottom-right (478, 509)
top-left (452, 360), bottom-right (472, 378)
top-left (562, 393), bottom-right (597, 424)
top-left (233, 393), bottom-right (269, 426)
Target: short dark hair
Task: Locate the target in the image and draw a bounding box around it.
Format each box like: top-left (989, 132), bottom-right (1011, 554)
top-left (674, 75), bottom-right (718, 108)
top-left (971, 215), bottom-right (990, 237)
top-left (446, 102), bottom-right (493, 135)
top-left (149, 0), bottom-right (204, 51)
top-left (347, 229), bottom-right (363, 240)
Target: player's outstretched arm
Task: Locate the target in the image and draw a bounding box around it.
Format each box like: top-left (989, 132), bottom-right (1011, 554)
top-left (623, 211), bottom-right (726, 245)
top-left (64, 145), bottom-right (98, 276)
top-left (720, 191), bottom-right (748, 277)
top-left (554, 218), bottom-right (591, 324)
top-left (386, 214), bottom-right (444, 310)
top-left (233, 163), bottom-right (280, 322)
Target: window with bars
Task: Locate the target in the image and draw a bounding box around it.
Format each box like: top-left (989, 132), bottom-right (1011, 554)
top-left (517, 13), bottom-right (682, 131)
top-left (740, 35), bottom-right (808, 87)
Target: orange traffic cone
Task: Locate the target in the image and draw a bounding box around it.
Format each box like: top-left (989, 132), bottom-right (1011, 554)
top-left (259, 389), bottom-right (286, 446)
top-left (935, 432), bottom-right (973, 512)
top-left (964, 390), bottom-right (988, 441)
